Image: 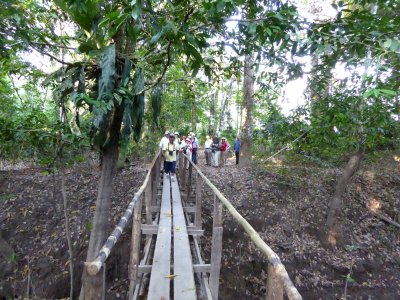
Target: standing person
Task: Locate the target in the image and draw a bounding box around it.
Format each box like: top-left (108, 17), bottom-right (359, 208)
top-left (212, 136), bottom-right (221, 167)
top-left (163, 134), bottom-right (178, 180)
top-left (191, 135), bottom-right (198, 164)
top-left (204, 135), bottom-right (212, 166)
top-left (220, 137), bottom-right (229, 167)
top-left (159, 131), bottom-right (170, 173)
top-left (186, 137), bottom-right (193, 161)
top-left (234, 136), bottom-right (241, 165)
top-left (180, 136), bottom-right (187, 154)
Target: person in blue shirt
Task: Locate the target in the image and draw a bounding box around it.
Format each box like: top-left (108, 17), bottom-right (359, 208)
top-left (234, 136), bottom-right (241, 165)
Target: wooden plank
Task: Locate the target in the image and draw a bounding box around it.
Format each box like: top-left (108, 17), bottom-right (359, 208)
top-left (171, 177), bottom-right (196, 300)
top-left (186, 163), bottom-right (193, 202)
top-left (148, 174), bottom-right (172, 300)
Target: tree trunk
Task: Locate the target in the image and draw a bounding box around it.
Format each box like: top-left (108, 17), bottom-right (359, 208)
top-left (82, 142), bottom-right (119, 298)
top-left (324, 148), bottom-right (364, 246)
top-left (190, 81), bottom-right (196, 133)
top-left (217, 78), bottom-right (233, 137)
top-left (240, 53), bottom-right (255, 165)
top-left (209, 91), bottom-right (216, 136)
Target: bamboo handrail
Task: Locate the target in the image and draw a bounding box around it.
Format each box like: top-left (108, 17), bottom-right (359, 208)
top-left (86, 151), bottom-right (161, 276)
top-left (182, 155), bottom-right (302, 300)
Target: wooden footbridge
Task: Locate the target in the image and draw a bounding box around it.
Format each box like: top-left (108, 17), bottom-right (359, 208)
top-left (85, 152), bottom-right (302, 300)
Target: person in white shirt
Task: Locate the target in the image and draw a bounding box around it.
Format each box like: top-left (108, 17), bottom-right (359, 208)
top-left (159, 131), bottom-right (170, 149)
top-left (204, 135), bottom-right (212, 166)
top-left (159, 131), bottom-right (170, 173)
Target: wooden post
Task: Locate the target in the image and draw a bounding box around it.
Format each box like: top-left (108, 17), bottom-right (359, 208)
top-left (266, 263), bottom-right (283, 300)
top-left (186, 163), bottom-right (193, 202)
top-left (179, 152), bottom-right (183, 179)
top-left (144, 177), bottom-right (152, 225)
top-left (102, 263), bottom-right (106, 300)
top-left (209, 195), bottom-right (223, 300)
top-left (182, 156), bottom-right (187, 192)
top-left (128, 195), bottom-right (143, 299)
top-left (195, 172), bottom-right (202, 229)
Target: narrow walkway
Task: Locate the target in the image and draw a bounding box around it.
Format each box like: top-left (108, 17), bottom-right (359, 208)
top-left (148, 174), bottom-right (196, 300)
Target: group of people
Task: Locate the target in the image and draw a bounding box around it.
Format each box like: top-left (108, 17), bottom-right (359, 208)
top-left (159, 130), bottom-right (241, 178)
top-left (159, 131), bottom-right (199, 179)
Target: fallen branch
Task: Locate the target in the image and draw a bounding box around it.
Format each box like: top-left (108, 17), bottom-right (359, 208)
top-left (372, 212), bottom-right (400, 229)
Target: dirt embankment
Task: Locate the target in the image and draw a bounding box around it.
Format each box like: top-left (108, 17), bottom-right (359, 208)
top-left (0, 163), bottom-right (147, 299)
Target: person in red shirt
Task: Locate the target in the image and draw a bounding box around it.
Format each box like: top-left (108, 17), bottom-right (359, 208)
top-left (220, 137), bottom-right (229, 167)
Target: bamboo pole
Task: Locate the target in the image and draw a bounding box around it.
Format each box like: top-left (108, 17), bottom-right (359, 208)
top-left (195, 171), bottom-right (202, 229)
top-left (183, 155), bottom-right (302, 300)
top-left (128, 195), bottom-right (143, 299)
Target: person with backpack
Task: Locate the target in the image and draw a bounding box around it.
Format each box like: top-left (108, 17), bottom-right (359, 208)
top-left (162, 134), bottom-right (178, 180)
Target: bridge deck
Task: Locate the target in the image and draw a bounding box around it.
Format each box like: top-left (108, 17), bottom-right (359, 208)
top-left (147, 174), bottom-right (197, 300)
top-left (171, 176), bottom-right (196, 299)
top-left (148, 174), bottom-right (172, 300)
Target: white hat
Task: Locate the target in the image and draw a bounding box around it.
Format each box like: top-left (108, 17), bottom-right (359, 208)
top-left (165, 130), bottom-right (170, 135)
top-left (174, 131), bottom-right (179, 135)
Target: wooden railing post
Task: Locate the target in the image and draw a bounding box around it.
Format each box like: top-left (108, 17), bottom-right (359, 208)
top-left (186, 162), bottom-right (193, 202)
top-left (195, 171), bottom-right (202, 229)
top-left (144, 176), bottom-right (152, 225)
top-left (128, 195), bottom-right (143, 299)
top-left (266, 263), bottom-right (283, 300)
top-left (102, 263), bottom-right (106, 300)
top-left (209, 195), bottom-right (223, 300)
top-left (182, 156), bottom-right (187, 192)
top-left (178, 151), bottom-right (183, 179)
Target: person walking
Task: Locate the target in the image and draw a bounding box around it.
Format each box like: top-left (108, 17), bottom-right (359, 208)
top-left (204, 135), bottom-right (212, 166)
top-left (212, 136), bottom-right (221, 167)
top-left (234, 136), bottom-right (241, 165)
top-left (163, 134), bottom-right (178, 180)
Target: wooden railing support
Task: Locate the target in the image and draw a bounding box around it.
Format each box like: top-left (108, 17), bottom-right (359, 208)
top-left (209, 195), bottom-right (223, 300)
top-left (182, 156), bottom-right (188, 192)
top-left (101, 263), bottom-right (106, 300)
top-left (195, 172), bottom-right (202, 229)
top-left (178, 152), bottom-right (183, 179)
top-left (128, 195), bottom-right (143, 299)
top-left (186, 162), bottom-right (193, 202)
top-left (144, 177), bottom-right (152, 225)
top-left (266, 263), bottom-right (283, 300)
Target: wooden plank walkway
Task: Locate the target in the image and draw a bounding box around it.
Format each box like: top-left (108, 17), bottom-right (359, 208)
top-left (148, 174), bottom-right (172, 300)
top-left (171, 177), bottom-right (197, 299)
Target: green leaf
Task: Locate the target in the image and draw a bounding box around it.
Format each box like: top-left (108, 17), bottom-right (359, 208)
top-left (92, 44), bottom-right (116, 147)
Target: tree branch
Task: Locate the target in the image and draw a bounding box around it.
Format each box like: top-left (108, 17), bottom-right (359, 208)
top-left (31, 45), bottom-right (73, 66)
